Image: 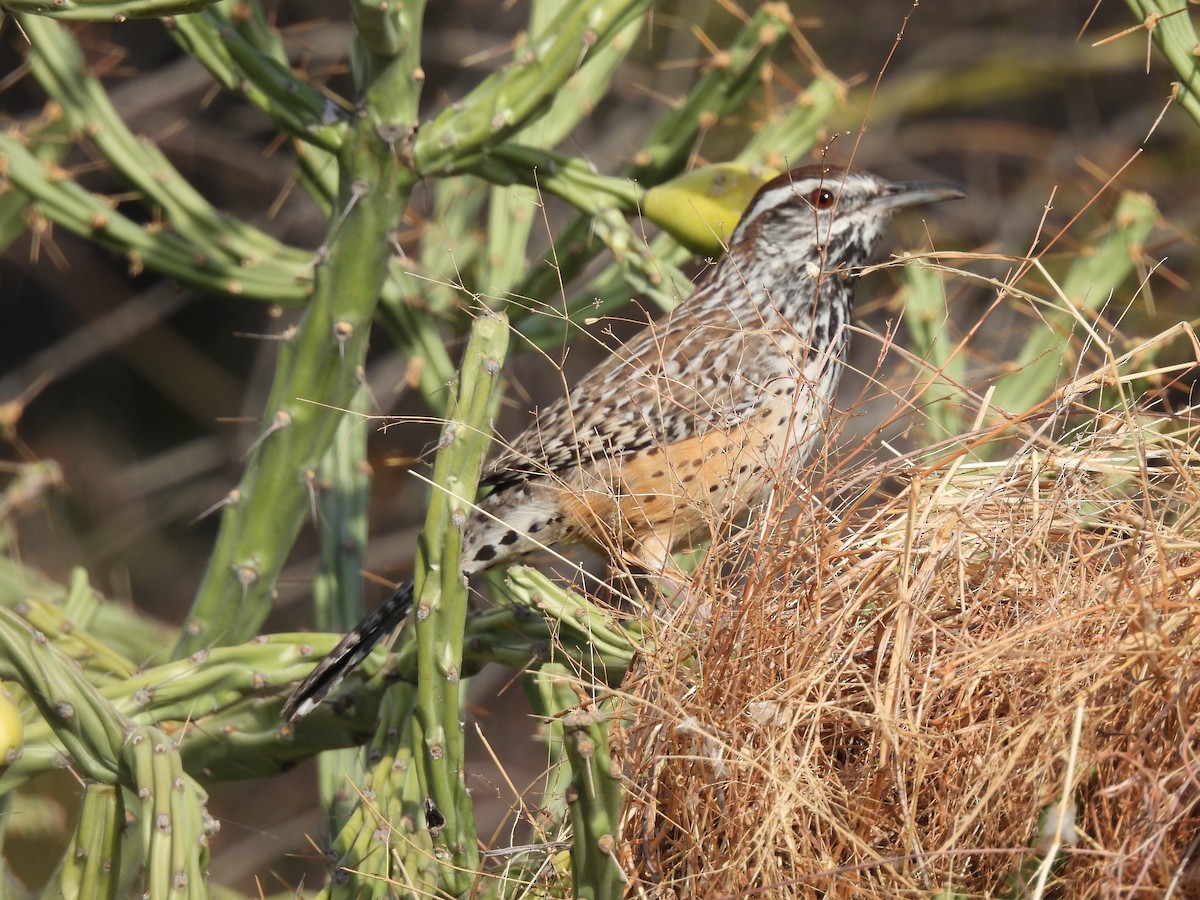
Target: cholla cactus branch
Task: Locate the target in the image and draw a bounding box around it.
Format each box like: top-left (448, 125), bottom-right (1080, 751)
top-left (991, 191), bottom-right (1157, 415)
top-left (564, 704), bottom-right (625, 900)
top-left (174, 1), bottom-right (426, 653)
top-left (0, 606), bottom-right (214, 896)
top-left (470, 144), bottom-right (644, 216)
top-left (1125, 0), bottom-right (1200, 128)
top-left (127, 722), bottom-right (213, 900)
top-left (0, 112), bottom-right (70, 254)
top-left (0, 0), bottom-right (217, 20)
top-left (482, 3), bottom-right (644, 296)
top-left (18, 14), bottom-right (310, 274)
top-left (0, 604), bottom-right (133, 784)
top-left (501, 567), bottom-right (640, 668)
top-left (327, 683), bottom-right (445, 894)
top-left (312, 396), bottom-right (371, 826)
top-left (412, 0), bottom-right (652, 175)
top-left (509, 2), bottom-right (818, 322)
top-left (408, 312), bottom-right (509, 891)
top-left (630, 2), bottom-right (799, 181)
top-left (166, 11), bottom-right (347, 152)
top-left (0, 594), bottom-right (639, 794)
top-left (899, 259), bottom-right (969, 441)
top-left (0, 559), bottom-right (169, 666)
top-left (54, 783), bottom-right (124, 899)
top-left (0, 134), bottom-right (312, 302)
top-left (376, 271), bottom-right (460, 412)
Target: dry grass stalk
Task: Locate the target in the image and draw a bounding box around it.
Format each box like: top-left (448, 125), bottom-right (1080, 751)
top-left (611, 334), bottom-right (1200, 898)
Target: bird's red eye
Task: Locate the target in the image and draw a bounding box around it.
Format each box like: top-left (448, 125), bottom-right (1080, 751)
top-left (808, 187), bottom-right (836, 209)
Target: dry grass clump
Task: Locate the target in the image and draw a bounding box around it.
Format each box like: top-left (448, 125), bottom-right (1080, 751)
top-left (614, 370), bottom-right (1200, 896)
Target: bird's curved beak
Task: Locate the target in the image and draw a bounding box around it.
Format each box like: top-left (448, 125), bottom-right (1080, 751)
top-left (876, 180), bottom-right (967, 212)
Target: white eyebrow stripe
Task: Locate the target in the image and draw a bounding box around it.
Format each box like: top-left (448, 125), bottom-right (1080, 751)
top-left (741, 183), bottom-right (808, 225)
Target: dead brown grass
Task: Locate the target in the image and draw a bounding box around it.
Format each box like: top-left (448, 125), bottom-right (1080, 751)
top-left (612, 347), bottom-right (1200, 897)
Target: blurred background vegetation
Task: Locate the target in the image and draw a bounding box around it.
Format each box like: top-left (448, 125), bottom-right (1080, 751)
top-left (1, 0), bottom-right (1198, 895)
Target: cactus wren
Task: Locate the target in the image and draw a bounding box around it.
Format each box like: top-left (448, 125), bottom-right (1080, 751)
top-left (282, 165), bottom-right (963, 721)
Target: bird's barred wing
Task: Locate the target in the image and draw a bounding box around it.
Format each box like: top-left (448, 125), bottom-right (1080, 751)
top-left (481, 304), bottom-right (795, 490)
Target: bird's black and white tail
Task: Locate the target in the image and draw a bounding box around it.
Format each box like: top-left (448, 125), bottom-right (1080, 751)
top-left (281, 581), bottom-right (415, 722)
